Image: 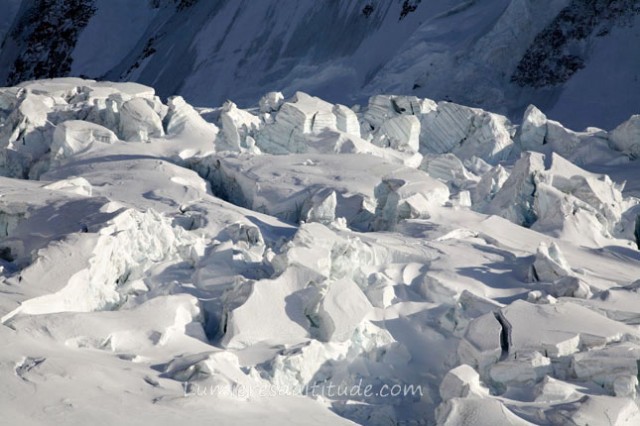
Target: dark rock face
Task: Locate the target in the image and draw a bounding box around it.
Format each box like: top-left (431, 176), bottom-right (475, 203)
top-left (176, 0), bottom-right (199, 12)
top-left (511, 0), bottom-right (640, 88)
top-left (400, 0), bottom-right (421, 20)
top-left (6, 0), bottom-right (97, 85)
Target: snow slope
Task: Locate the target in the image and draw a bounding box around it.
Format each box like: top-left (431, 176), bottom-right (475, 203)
top-left (0, 0), bottom-right (638, 129)
top-left (2, 78), bottom-right (640, 424)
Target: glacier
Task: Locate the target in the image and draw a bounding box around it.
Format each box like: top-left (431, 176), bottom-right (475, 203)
top-left (1, 78), bottom-right (640, 425)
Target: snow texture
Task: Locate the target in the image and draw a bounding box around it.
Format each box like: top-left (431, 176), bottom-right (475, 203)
top-left (1, 78), bottom-right (640, 425)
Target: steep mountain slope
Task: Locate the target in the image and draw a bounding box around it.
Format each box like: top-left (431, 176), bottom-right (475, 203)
top-left (0, 0), bottom-right (638, 129)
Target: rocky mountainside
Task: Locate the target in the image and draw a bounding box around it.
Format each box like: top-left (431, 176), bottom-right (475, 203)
top-left (0, 0), bottom-right (638, 129)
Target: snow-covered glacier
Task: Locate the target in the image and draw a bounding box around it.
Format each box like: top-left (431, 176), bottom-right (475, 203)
top-left (2, 77), bottom-right (640, 425)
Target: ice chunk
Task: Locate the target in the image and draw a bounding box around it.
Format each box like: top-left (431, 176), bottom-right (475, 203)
top-left (530, 242), bottom-right (571, 282)
top-left (436, 397), bottom-right (535, 426)
top-left (363, 95), bottom-right (433, 131)
top-left (485, 152), bottom-right (626, 239)
top-left (256, 92), bottom-right (338, 154)
top-left (5, 208), bottom-right (201, 317)
top-left (545, 153), bottom-right (624, 226)
top-left (259, 91), bottom-right (284, 114)
top-left (42, 177), bottom-right (93, 196)
top-left (220, 268), bottom-right (317, 349)
top-left (613, 375), bottom-right (638, 398)
top-left (471, 164), bottom-right (509, 206)
top-left (85, 95), bottom-right (121, 134)
top-left (485, 151), bottom-right (544, 227)
top-left (517, 109), bottom-right (618, 164)
top-left (164, 96), bottom-right (219, 142)
top-left (539, 276), bottom-right (592, 299)
top-left (163, 353), bottom-right (269, 403)
top-left (441, 291), bottom-right (502, 334)
top-left (260, 322), bottom-right (395, 392)
top-left (192, 152), bottom-right (442, 231)
top-left (18, 79), bottom-right (156, 101)
top-left (518, 105), bottom-right (547, 150)
top-left (575, 284), bottom-right (640, 324)
top-left (534, 376), bottom-right (580, 403)
top-left (420, 153), bottom-right (477, 188)
top-left (501, 300), bottom-right (640, 357)
top-left (219, 101), bottom-right (261, 152)
top-left (458, 312), bottom-right (502, 372)
top-left (610, 115), bottom-right (640, 157)
top-left (526, 291), bottom-right (558, 305)
top-left (420, 102), bottom-right (514, 164)
top-left (51, 120), bottom-right (117, 159)
top-left (118, 97), bottom-right (164, 141)
top-left (413, 273), bottom-right (457, 304)
top-left (364, 282), bottom-right (395, 308)
top-left (262, 339), bottom-right (348, 390)
top-left (372, 115), bottom-right (420, 153)
top-left (301, 189), bottom-right (337, 225)
top-left (9, 294), bottom-right (206, 353)
top-left (374, 169), bottom-right (450, 230)
top-left (570, 342), bottom-right (640, 393)
top-left (489, 351), bottom-right (552, 385)
top-left (562, 395), bottom-right (640, 426)
top-left (332, 104), bottom-right (361, 138)
top-left (439, 364), bottom-right (486, 401)
top-left (311, 278), bottom-right (372, 342)
top-left (0, 92), bottom-right (56, 177)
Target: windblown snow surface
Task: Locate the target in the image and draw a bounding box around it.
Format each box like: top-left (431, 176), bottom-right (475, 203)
top-left (2, 78), bottom-right (640, 425)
